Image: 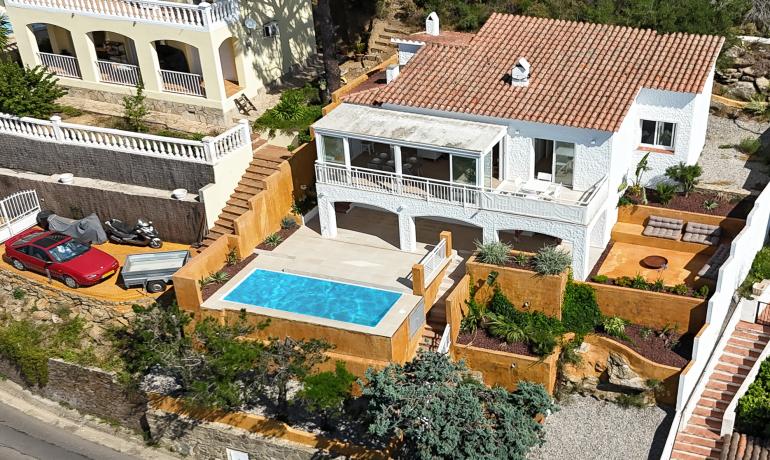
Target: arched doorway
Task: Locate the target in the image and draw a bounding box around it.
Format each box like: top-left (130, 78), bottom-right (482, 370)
top-left (218, 37), bottom-right (242, 97)
top-left (415, 216), bottom-right (482, 253)
top-left (28, 23), bottom-right (80, 78)
top-left (88, 31), bottom-right (139, 86)
top-left (153, 40), bottom-right (204, 97)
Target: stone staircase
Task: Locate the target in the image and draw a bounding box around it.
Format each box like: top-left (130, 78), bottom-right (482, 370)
top-left (671, 321), bottom-right (770, 459)
top-left (199, 134), bottom-right (291, 249)
top-left (367, 19), bottom-right (409, 56)
top-left (419, 253), bottom-right (466, 352)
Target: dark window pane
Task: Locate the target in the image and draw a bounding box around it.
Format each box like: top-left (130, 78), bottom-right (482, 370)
top-left (658, 122), bottom-right (675, 148)
top-left (640, 120), bottom-right (656, 144)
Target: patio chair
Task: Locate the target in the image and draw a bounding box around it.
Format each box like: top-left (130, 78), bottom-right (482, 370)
top-left (697, 244), bottom-right (729, 280)
top-left (642, 215), bottom-right (683, 240)
top-left (536, 172), bottom-right (552, 181)
top-left (682, 222), bottom-right (722, 246)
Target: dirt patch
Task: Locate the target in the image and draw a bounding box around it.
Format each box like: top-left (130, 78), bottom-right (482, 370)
top-left (200, 253), bottom-right (257, 301)
top-left (255, 226), bottom-right (299, 251)
top-left (456, 328), bottom-right (536, 357)
top-left (626, 188), bottom-right (755, 219)
top-left (597, 323), bottom-right (691, 368)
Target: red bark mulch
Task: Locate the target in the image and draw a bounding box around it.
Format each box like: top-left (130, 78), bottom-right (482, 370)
top-left (255, 226), bottom-right (299, 251)
top-left (630, 188), bottom-right (754, 219)
top-left (597, 323), bottom-right (691, 368)
top-left (456, 328), bottom-right (536, 357)
top-left (200, 253), bottom-right (257, 301)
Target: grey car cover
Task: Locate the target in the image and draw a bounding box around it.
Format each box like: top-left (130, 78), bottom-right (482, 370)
top-left (47, 213), bottom-right (108, 244)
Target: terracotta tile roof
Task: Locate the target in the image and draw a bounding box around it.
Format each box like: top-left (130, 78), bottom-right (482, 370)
top-left (347, 14), bottom-right (724, 132)
top-left (721, 433), bottom-right (770, 460)
top-left (398, 31), bottom-right (475, 46)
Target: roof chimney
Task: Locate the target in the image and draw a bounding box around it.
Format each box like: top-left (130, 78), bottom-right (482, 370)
top-left (510, 57), bottom-right (531, 87)
top-left (386, 64), bottom-right (400, 84)
top-left (426, 12), bottom-right (439, 36)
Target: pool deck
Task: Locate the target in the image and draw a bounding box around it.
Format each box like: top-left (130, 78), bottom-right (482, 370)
top-left (202, 224), bottom-right (428, 337)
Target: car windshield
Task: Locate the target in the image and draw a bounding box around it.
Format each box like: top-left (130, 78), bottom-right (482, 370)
top-left (48, 241), bottom-right (90, 263)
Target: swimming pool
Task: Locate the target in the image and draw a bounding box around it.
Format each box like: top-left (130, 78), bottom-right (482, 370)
top-left (223, 269), bottom-right (402, 327)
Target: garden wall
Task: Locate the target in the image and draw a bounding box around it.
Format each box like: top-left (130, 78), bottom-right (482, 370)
top-left (587, 282), bottom-right (707, 334)
top-left (617, 204), bottom-right (745, 238)
top-left (322, 56), bottom-right (398, 116)
top-left (147, 396), bottom-right (389, 460)
top-left (466, 259), bottom-right (567, 319)
top-left (0, 357), bottom-right (146, 431)
top-left (446, 274), bottom-right (471, 344)
top-left (564, 335), bottom-right (683, 406)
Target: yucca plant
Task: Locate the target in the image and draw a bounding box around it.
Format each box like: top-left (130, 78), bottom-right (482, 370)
top-left (602, 316), bottom-right (628, 340)
top-left (655, 182), bottom-right (677, 206)
top-left (532, 245), bottom-right (571, 275)
top-left (485, 312), bottom-right (526, 343)
top-left (264, 232), bottom-right (284, 248)
top-left (475, 240), bottom-right (512, 266)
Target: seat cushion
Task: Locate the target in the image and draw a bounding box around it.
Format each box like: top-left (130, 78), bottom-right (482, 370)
top-left (647, 215), bottom-right (684, 231)
top-left (682, 232), bottom-right (720, 246)
top-left (643, 225), bottom-right (681, 240)
top-left (698, 244), bottom-right (730, 279)
top-left (685, 222), bottom-right (722, 237)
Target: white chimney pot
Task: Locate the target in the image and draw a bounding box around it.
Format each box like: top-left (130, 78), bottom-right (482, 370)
top-left (426, 12), bottom-right (440, 36)
top-left (511, 57), bottom-right (531, 86)
top-left (386, 64), bottom-right (400, 84)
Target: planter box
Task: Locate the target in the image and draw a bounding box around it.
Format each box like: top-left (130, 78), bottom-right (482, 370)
top-left (587, 281), bottom-right (707, 334)
top-left (466, 257), bottom-right (567, 319)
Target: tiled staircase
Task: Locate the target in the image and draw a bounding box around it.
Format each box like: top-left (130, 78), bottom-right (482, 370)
top-left (419, 253), bottom-right (465, 352)
top-left (199, 135), bottom-right (290, 249)
top-left (671, 321), bottom-right (770, 459)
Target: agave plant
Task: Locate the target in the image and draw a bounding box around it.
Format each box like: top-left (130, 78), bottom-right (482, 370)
top-left (485, 312), bottom-right (526, 344)
top-left (532, 245), bottom-right (571, 275)
top-left (475, 240), bottom-right (513, 266)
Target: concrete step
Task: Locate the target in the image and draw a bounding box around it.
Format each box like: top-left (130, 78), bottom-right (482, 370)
top-left (231, 192), bottom-right (255, 202)
top-left (677, 433), bottom-right (723, 449)
top-left (214, 219), bottom-right (234, 230)
top-left (683, 425), bottom-right (721, 440)
top-left (673, 440), bottom-right (720, 458)
top-left (222, 205), bottom-right (247, 216)
top-left (238, 178), bottom-right (266, 190)
top-left (219, 211), bottom-right (241, 221)
top-left (689, 415), bottom-right (723, 431)
top-left (227, 198), bottom-right (250, 210)
top-left (728, 337), bottom-right (766, 351)
top-left (235, 184), bottom-right (263, 195)
top-left (209, 225), bottom-right (231, 235)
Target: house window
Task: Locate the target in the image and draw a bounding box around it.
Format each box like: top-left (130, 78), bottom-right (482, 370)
top-left (322, 136), bottom-right (345, 164)
top-left (640, 120), bottom-right (676, 149)
top-left (263, 21), bottom-right (279, 38)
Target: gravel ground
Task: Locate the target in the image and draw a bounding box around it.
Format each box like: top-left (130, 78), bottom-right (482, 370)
top-left (698, 115), bottom-right (770, 194)
top-left (529, 394), bottom-right (673, 460)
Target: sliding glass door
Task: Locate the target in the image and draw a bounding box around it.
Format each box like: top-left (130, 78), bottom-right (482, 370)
top-left (533, 138), bottom-right (575, 188)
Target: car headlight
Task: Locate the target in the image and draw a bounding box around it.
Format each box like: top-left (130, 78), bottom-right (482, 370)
top-left (85, 274), bottom-right (99, 280)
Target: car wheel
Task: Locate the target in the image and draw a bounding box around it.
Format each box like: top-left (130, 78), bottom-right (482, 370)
top-left (63, 276), bottom-right (79, 289)
top-left (149, 239), bottom-right (163, 249)
top-left (146, 280), bottom-right (166, 293)
top-left (11, 259), bottom-right (25, 271)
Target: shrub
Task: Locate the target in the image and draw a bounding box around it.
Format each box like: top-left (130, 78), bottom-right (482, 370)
top-left (12, 288), bottom-right (24, 300)
top-left (631, 274), bottom-right (649, 290)
top-left (602, 316), bottom-right (628, 340)
top-left (475, 240), bottom-right (512, 266)
top-left (263, 233), bottom-right (284, 248)
top-left (655, 182), bottom-right (678, 205)
top-left (615, 393), bottom-right (646, 409)
top-left (650, 279), bottom-right (665, 292)
top-left (486, 312), bottom-right (526, 344)
top-left (703, 199), bottom-right (719, 211)
top-left (614, 276), bottom-right (632, 288)
top-left (122, 83), bottom-right (148, 133)
top-left (640, 327), bottom-right (653, 340)
top-left (669, 283), bottom-right (689, 296)
top-left (696, 285), bottom-right (710, 298)
top-left (665, 162), bottom-right (702, 197)
top-left (618, 195), bottom-right (633, 207)
top-left (532, 245), bottom-right (571, 275)
top-left (280, 216), bottom-right (297, 230)
top-left (199, 271), bottom-right (230, 286)
top-left (360, 352), bottom-right (553, 459)
top-left (488, 289), bottom-right (517, 319)
top-left (591, 274), bottom-right (609, 283)
top-left (562, 282), bottom-right (602, 335)
top-left (745, 95), bottom-right (768, 117)
top-left (298, 361), bottom-right (355, 425)
top-left (484, 291), bottom-right (564, 356)
top-left (513, 252), bottom-right (531, 267)
top-left (736, 358), bottom-right (770, 438)
top-left (738, 137), bottom-right (763, 155)
top-left (225, 248), bottom-right (240, 267)
top-left (253, 85), bottom-right (322, 140)
top-left (739, 247), bottom-right (770, 298)
top-left (0, 62), bottom-right (67, 118)
top-left (460, 298), bottom-right (485, 333)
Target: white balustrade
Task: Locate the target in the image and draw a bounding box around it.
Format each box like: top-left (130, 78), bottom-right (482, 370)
top-left (7, 0), bottom-right (238, 29)
top-left (0, 111), bottom-right (250, 165)
top-left (96, 60), bottom-right (140, 86)
top-left (421, 238), bottom-right (448, 287)
top-left (315, 163), bottom-right (606, 225)
top-left (160, 69), bottom-right (205, 97)
top-left (37, 52), bottom-right (80, 79)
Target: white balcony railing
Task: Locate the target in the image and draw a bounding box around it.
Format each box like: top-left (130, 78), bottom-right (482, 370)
top-left (0, 112), bottom-right (251, 164)
top-left (7, 0), bottom-right (238, 30)
top-left (160, 69), bottom-right (205, 97)
top-left (316, 163), bottom-right (608, 225)
top-left (97, 60), bottom-right (140, 87)
top-left (420, 238), bottom-right (448, 287)
top-left (37, 52), bottom-right (80, 79)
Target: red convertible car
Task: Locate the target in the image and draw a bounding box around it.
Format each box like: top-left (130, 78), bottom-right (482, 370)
top-left (3, 229), bottom-right (119, 288)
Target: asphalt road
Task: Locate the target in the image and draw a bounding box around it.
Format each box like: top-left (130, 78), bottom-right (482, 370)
top-left (0, 401), bottom-right (139, 460)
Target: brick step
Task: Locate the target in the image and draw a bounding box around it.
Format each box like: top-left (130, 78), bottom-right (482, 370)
top-left (705, 379), bottom-right (740, 393)
top-left (723, 345), bottom-right (761, 359)
top-left (690, 415), bottom-right (723, 430)
top-left (683, 425), bottom-right (721, 440)
top-left (235, 185), bottom-right (262, 195)
top-left (670, 449), bottom-right (719, 460)
top-left (701, 389), bottom-right (734, 402)
top-left (374, 40), bottom-right (394, 48)
top-left (674, 440), bottom-right (720, 457)
top-left (737, 321), bottom-right (770, 333)
top-left (696, 397), bottom-right (729, 411)
top-left (693, 406), bottom-right (725, 418)
top-left (677, 433), bottom-right (723, 449)
top-left (715, 362), bottom-right (753, 375)
top-left (711, 371), bottom-right (749, 385)
top-left (727, 337), bottom-right (766, 352)
top-left (733, 329), bottom-right (770, 342)
top-left (719, 353), bottom-right (758, 368)
top-left (226, 198), bottom-right (250, 210)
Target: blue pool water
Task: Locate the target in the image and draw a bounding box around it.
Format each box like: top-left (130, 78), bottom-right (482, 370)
top-left (224, 269), bottom-right (401, 327)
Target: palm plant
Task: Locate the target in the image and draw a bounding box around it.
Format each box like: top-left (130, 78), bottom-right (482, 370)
top-left (485, 312), bottom-right (525, 343)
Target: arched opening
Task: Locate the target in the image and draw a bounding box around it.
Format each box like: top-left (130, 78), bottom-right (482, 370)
top-left (152, 40), bottom-right (205, 97)
top-left (415, 216), bottom-right (482, 253)
top-left (498, 229), bottom-right (561, 253)
top-left (218, 37), bottom-right (242, 97)
top-left (29, 23), bottom-right (80, 78)
top-left (88, 31), bottom-right (139, 87)
top-left (307, 202), bottom-right (400, 249)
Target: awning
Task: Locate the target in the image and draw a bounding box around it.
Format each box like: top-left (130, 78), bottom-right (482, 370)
top-left (312, 103), bottom-right (507, 155)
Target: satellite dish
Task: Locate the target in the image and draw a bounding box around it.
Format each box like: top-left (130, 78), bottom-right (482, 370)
top-left (244, 18), bottom-right (257, 30)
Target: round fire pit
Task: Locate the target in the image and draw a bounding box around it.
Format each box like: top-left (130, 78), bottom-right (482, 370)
top-left (642, 255), bottom-right (669, 270)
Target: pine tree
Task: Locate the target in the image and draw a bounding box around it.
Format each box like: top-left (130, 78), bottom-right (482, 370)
top-left (0, 62), bottom-right (66, 118)
top-left (122, 83), bottom-right (149, 132)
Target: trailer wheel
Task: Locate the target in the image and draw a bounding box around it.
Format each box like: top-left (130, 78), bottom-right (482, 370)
top-left (146, 280), bottom-right (166, 293)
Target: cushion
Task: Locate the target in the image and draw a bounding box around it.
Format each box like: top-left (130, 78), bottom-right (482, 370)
top-left (683, 222), bottom-right (722, 246)
top-left (647, 215), bottom-right (684, 230)
top-left (698, 244), bottom-right (730, 280)
top-left (643, 226), bottom-right (681, 240)
top-left (682, 233), bottom-right (721, 246)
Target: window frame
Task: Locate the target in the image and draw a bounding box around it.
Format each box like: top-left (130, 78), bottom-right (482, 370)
top-left (639, 119), bottom-right (676, 151)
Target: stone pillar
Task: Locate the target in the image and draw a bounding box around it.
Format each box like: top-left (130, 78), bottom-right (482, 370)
top-left (482, 225), bottom-right (497, 245)
top-left (317, 195), bottom-right (337, 239)
top-left (398, 212), bottom-right (416, 252)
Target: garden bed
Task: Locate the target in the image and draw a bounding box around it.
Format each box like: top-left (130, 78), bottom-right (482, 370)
top-left (200, 253), bottom-right (257, 301)
top-left (624, 188), bottom-right (755, 219)
top-left (255, 225), bottom-right (300, 251)
top-left (597, 323), bottom-right (691, 368)
top-left (57, 111), bottom-right (218, 141)
top-left (456, 328), bottom-right (536, 357)
top-left (589, 273), bottom-right (709, 299)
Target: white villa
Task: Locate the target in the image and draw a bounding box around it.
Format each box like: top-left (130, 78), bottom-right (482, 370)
top-left (4, 0), bottom-right (316, 124)
top-left (312, 13), bottom-right (723, 280)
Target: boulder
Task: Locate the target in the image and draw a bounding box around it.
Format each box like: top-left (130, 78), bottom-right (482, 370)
top-left (727, 81), bottom-right (759, 101)
top-left (733, 56), bottom-right (753, 68)
top-left (607, 352), bottom-right (647, 391)
top-left (742, 66), bottom-right (760, 78)
top-left (31, 310), bottom-right (52, 321)
top-left (757, 76), bottom-right (770, 94)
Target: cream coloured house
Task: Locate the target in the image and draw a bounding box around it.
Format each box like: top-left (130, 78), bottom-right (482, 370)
top-left (4, 0), bottom-right (316, 125)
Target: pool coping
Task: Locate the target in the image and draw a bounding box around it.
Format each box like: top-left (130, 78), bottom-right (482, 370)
top-left (201, 256), bottom-right (421, 338)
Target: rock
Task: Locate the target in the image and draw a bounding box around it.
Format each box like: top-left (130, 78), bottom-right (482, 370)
top-left (724, 46), bottom-right (742, 59)
top-left (742, 67), bottom-right (760, 77)
top-left (35, 298), bottom-right (50, 309)
top-left (31, 310), bottom-right (52, 321)
top-left (727, 81), bottom-right (759, 101)
top-left (595, 362), bottom-right (606, 372)
top-left (87, 325), bottom-right (106, 342)
top-left (607, 352), bottom-right (647, 391)
top-left (756, 77), bottom-right (770, 94)
top-left (734, 56), bottom-right (753, 68)
top-left (51, 314), bottom-right (62, 324)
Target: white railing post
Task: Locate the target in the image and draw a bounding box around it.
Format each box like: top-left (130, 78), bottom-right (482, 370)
top-left (49, 115), bottom-right (64, 141)
top-left (202, 136), bottom-right (216, 162)
top-left (238, 119), bottom-right (251, 145)
top-left (198, 1), bottom-right (212, 28)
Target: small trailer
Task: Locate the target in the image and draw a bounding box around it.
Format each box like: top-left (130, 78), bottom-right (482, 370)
top-left (120, 250), bottom-right (190, 293)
